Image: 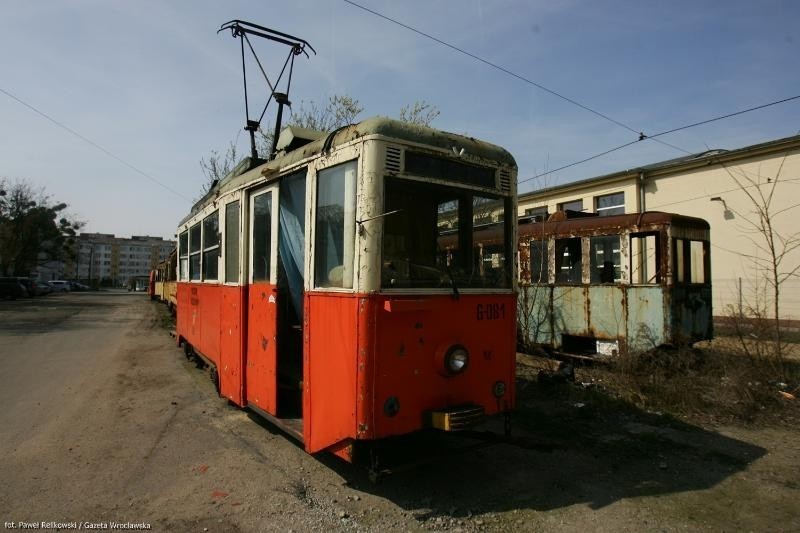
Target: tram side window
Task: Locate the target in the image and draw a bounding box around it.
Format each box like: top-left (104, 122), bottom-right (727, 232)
top-left (529, 239), bottom-right (549, 284)
top-left (690, 240), bottom-right (707, 284)
top-left (630, 233), bottom-right (660, 284)
top-left (554, 237), bottom-right (582, 283)
top-left (225, 201), bottom-right (240, 283)
top-left (252, 192), bottom-right (272, 282)
top-left (674, 238), bottom-right (685, 283)
top-left (472, 195), bottom-right (508, 287)
top-left (314, 160), bottom-right (357, 289)
top-left (189, 223), bottom-right (201, 281)
top-left (178, 231), bottom-right (188, 281)
top-left (589, 235), bottom-right (621, 283)
top-left (202, 211), bottom-right (219, 281)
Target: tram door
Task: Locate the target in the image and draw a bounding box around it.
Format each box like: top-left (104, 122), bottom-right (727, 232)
top-left (275, 171), bottom-right (306, 419)
top-left (245, 185), bottom-right (279, 414)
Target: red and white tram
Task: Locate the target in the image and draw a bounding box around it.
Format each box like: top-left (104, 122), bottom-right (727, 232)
top-left (176, 117), bottom-right (518, 461)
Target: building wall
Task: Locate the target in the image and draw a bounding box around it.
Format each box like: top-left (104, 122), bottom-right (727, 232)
top-left (76, 234), bottom-right (175, 286)
top-left (518, 177), bottom-right (639, 219)
top-left (644, 147), bottom-right (800, 320)
top-left (517, 138), bottom-right (800, 320)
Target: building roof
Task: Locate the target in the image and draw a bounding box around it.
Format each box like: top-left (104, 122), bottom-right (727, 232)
top-left (519, 133), bottom-right (800, 201)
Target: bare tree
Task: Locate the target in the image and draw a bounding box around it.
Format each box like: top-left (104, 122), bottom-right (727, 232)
top-left (254, 94), bottom-right (365, 158)
top-left (199, 142), bottom-right (239, 194)
top-left (399, 100), bottom-right (440, 127)
top-left (200, 96), bottom-right (440, 193)
top-left (721, 148), bottom-right (800, 370)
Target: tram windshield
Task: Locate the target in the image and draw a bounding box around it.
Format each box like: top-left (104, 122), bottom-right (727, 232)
top-left (382, 177), bottom-right (511, 289)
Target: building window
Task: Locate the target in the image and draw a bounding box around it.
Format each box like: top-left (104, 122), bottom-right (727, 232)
top-left (559, 199), bottom-right (584, 213)
top-left (202, 212), bottom-right (219, 281)
top-left (524, 206), bottom-right (549, 222)
top-left (595, 192), bottom-right (625, 216)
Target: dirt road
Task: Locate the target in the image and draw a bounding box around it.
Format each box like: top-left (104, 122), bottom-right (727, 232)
top-left (0, 293), bottom-right (798, 532)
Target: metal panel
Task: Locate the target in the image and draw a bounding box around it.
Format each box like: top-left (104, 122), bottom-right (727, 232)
top-left (552, 286), bottom-right (589, 342)
top-left (626, 286), bottom-right (666, 351)
top-left (588, 286), bottom-right (625, 340)
top-left (519, 285), bottom-right (553, 346)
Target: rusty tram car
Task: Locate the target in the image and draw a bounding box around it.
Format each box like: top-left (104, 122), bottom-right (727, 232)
top-left (516, 211), bottom-right (712, 357)
top-left (175, 117), bottom-right (518, 461)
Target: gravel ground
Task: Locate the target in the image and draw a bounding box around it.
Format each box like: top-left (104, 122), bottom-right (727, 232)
top-left (0, 292), bottom-right (798, 532)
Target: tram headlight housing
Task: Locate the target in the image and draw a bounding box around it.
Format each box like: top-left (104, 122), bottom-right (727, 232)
top-left (444, 345), bottom-right (469, 376)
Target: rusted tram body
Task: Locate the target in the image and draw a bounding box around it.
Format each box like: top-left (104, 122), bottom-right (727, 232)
top-left (175, 117), bottom-right (518, 460)
top-left (517, 211), bottom-right (712, 356)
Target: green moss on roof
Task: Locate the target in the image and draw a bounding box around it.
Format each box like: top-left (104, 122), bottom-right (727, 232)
top-left (185, 116), bottom-right (516, 222)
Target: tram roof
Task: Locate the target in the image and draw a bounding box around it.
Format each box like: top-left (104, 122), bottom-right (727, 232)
top-left (185, 116), bottom-right (517, 221)
top-left (517, 211), bottom-right (710, 239)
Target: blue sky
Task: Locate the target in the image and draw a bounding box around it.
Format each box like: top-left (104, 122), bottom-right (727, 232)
top-left (1, 0), bottom-right (798, 239)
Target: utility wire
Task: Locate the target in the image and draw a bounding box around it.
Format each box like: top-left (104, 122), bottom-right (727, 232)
top-left (648, 94), bottom-right (800, 139)
top-left (344, 0), bottom-right (639, 134)
top-left (342, 0), bottom-right (692, 156)
top-left (0, 87), bottom-right (192, 203)
top-left (521, 94), bottom-right (800, 184)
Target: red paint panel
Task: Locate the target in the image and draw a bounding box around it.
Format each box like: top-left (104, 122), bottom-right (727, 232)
top-left (304, 293), bottom-right (360, 453)
top-left (219, 285), bottom-right (245, 405)
top-left (175, 283), bottom-right (222, 367)
top-left (370, 293), bottom-right (516, 439)
top-left (245, 283), bottom-right (278, 414)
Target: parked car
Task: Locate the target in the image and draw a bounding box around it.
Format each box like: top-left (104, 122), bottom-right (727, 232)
top-left (47, 280), bottom-right (71, 292)
top-left (18, 278), bottom-right (51, 296)
top-left (0, 278), bottom-right (27, 300)
top-left (15, 278), bottom-right (37, 297)
top-left (35, 281), bottom-right (52, 295)
top-left (68, 281), bottom-right (90, 291)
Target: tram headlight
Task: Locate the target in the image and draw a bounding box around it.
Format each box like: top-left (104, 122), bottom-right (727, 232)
top-left (444, 345), bottom-right (469, 375)
top-left (493, 380), bottom-right (507, 398)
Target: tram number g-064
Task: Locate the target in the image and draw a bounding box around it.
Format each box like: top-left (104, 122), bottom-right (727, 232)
top-left (175, 117), bottom-right (518, 462)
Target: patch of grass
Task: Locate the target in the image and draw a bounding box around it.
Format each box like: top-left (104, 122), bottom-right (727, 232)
top-left (594, 339), bottom-right (800, 426)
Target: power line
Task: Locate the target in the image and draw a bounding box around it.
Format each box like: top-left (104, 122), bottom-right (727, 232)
top-left (521, 94), bottom-right (800, 184)
top-left (0, 87), bottom-right (192, 203)
top-left (343, 0), bottom-right (641, 134)
top-left (648, 94), bottom-right (800, 140)
top-left (343, 1), bottom-right (697, 156)
top-left (522, 141), bottom-right (640, 185)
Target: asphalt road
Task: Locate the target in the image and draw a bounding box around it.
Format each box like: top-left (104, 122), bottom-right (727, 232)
top-left (0, 292), bottom-right (797, 532)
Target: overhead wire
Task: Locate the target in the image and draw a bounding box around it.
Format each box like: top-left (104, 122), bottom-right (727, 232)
top-left (342, 0), bottom-right (690, 155)
top-left (0, 87), bottom-right (192, 203)
top-left (520, 94), bottom-right (800, 184)
top-left (342, 1), bottom-right (800, 176)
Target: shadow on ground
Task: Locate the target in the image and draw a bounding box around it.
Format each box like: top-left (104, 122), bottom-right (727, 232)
top-left (315, 372), bottom-right (766, 518)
